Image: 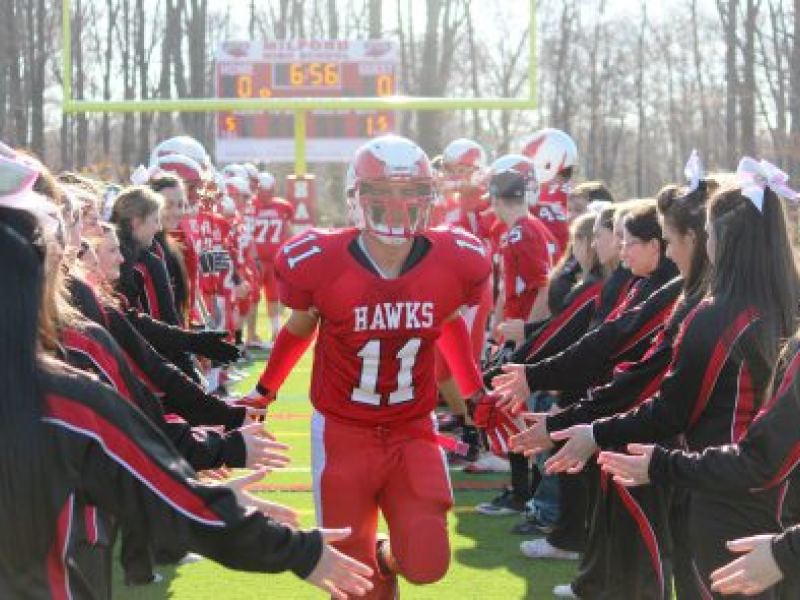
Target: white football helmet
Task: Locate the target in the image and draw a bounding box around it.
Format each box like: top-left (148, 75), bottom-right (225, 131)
top-left (520, 128), bottom-right (578, 184)
top-left (150, 136), bottom-right (211, 172)
top-left (440, 138), bottom-right (488, 192)
top-left (347, 135), bottom-right (436, 244)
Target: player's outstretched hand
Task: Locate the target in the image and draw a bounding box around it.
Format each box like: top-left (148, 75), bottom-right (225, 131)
top-left (230, 387), bottom-right (277, 422)
top-left (239, 422), bottom-right (291, 470)
top-left (597, 444), bottom-right (655, 486)
top-left (472, 392), bottom-right (525, 457)
top-left (189, 330), bottom-right (242, 364)
top-left (710, 534), bottom-right (784, 596)
top-left (490, 364), bottom-right (531, 414)
top-left (545, 424), bottom-right (599, 475)
top-left (307, 528), bottom-right (374, 599)
top-left (224, 468), bottom-right (300, 528)
top-left (508, 412), bottom-right (554, 457)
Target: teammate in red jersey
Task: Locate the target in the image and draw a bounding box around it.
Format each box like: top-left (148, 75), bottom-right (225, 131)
top-left (490, 154), bottom-right (556, 323)
top-left (242, 135), bottom-right (520, 598)
top-left (247, 171), bottom-right (295, 347)
top-left (520, 128), bottom-right (578, 259)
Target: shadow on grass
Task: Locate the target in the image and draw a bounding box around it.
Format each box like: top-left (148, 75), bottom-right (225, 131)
top-left (111, 546), bottom-right (180, 600)
top-left (452, 490), bottom-right (577, 600)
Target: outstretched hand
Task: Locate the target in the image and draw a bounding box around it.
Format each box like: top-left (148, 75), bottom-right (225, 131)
top-left (239, 422), bottom-right (291, 470)
top-left (597, 444), bottom-right (655, 486)
top-left (224, 469), bottom-right (300, 528)
top-left (710, 534), bottom-right (784, 596)
top-left (490, 364), bottom-right (532, 415)
top-left (306, 528), bottom-right (374, 599)
top-left (508, 412), bottom-right (554, 457)
top-left (544, 424), bottom-right (598, 474)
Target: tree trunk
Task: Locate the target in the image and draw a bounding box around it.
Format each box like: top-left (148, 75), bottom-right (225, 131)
top-left (740, 0), bottom-right (759, 156)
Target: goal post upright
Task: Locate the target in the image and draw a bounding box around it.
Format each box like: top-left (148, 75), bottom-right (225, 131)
top-left (61, 0), bottom-right (536, 175)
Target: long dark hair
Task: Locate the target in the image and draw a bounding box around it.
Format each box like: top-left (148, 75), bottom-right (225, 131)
top-left (708, 185), bottom-right (799, 366)
top-left (0, 210), bottom-right (56, 565)
top-left (656, 179), bottom-right (715, 299)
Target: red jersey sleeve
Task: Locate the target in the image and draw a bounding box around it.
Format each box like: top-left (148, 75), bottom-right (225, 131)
top-left (273, 229), bottom-right (330, 311)
top-left (434, 227), bottom-right (493, 308)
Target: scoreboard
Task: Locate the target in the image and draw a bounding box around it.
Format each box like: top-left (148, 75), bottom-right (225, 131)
top-left (214, 40), bottom-right (398, 164)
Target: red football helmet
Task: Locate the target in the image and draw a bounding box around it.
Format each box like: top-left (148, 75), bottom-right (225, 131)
top-left (488, 154), bottom-right (540, 206)
top-left (348, 135), bottom-right (436, 244)
top-left (519, 128), bottom-right (578, 185)
top-left (440, 138), bottom-right (488, 194)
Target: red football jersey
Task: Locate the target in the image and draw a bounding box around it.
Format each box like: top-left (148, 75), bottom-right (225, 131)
top-left (500, 215), bottom-right (556, 320)
top-left (197, 208), bottom-right (233, 296)
top-left (532, 181), bottom-right (570, 259)
top-left (246, 196), bottom-right (295, 263)
top-left (275, 226), bottom-right (491, 425)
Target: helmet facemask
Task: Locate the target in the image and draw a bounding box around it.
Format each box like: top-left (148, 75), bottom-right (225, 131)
top-left (356, 180), bottom-right (433, 245)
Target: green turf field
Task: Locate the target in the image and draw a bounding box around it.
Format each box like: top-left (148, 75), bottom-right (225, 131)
top-left (113, 343), bottom-right (577, 599)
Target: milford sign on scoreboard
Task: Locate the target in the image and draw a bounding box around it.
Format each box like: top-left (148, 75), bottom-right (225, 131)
top-left (214, 40), bottom-right (399, 164)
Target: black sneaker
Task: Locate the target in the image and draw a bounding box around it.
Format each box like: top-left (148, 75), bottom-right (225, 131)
top-left (511, 512), bottom-right (555, 535)
top-left (475, 488), bottom-right (529, 516)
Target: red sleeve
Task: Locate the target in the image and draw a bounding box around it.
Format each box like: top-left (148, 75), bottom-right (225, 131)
top-left (437, 315), bottom-right (483, 398)
top-left (258, 326), bottom-right (316, 392)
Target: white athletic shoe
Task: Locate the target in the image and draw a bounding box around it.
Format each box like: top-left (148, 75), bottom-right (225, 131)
top-left (520, 538), bottom-right (579, 560)
top-left (462, 452), bottom-right (511, 474)
top-left (553, 583), bottom-right (578, 598)
top-left (177, 552), bottom-right (204, 565)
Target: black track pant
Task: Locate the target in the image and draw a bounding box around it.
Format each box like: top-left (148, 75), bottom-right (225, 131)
top-left (688, 490), bottom-right (784, 600)
top-left (573, 464), bottom-right (673, 600)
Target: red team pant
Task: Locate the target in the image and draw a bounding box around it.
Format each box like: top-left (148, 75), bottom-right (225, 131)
top-left (312, 411), bottom-right (453, 599)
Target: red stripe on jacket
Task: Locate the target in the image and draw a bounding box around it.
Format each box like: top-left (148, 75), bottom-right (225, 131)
top-left (62, 328), bottom-right (133, 402)
top-left (44, 394), bottom-right (224, 527)
top-left (688, 308), bottom-right (757, 427)
top-left (134, 263), bottom-right (161, 320)
top-left (526, 280), bottom-right (603, 359)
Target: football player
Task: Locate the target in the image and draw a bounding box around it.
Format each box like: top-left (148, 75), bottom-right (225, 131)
top-left (242, 135), bottom-right (519, 597)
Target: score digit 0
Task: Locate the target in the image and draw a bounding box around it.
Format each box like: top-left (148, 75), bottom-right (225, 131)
top-left (236, 74), bottom-right (253, 98)
top-left (376, 74), bottom-right (393, 97)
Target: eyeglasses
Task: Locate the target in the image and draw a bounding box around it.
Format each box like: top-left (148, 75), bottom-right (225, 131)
top-left (620, 238), bottom-right (646, 249)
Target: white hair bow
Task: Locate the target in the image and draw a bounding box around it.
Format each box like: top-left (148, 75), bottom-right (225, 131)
top-left (684, 149), bottom-right (704, 192)
top-left (0, 152), bottom-right (61, 235)
top-left (130, 164), bottom-right (162, 186)
top-left (736, 157), bottom-right (798, 212)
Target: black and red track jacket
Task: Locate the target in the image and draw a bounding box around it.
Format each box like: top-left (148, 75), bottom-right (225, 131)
top-left (647, 339), bottom-right (800, 493)
top-left (592, 298), bottom-right (773, 453)
top-left (0, 365), bottom-right (321, 599)
top-left (522, 257), bottom-right (680, 397)
top-left (67, 276), bottom-right (246, 430)
top-left (60, 322), bottom-right (246, 471)
top-left (546, 292), bottom-right (703, 432)
top-left (118, 234), bottom-right (180, 326)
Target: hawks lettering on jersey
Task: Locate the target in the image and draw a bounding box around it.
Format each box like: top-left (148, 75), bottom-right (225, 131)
top-left (354, 302), bottom-right (435, 332)
top-left (275, 226), bottom-right (490, 424)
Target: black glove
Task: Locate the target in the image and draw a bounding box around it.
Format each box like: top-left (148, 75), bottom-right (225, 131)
top-left (187, 330), bottom-right (241, 363)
